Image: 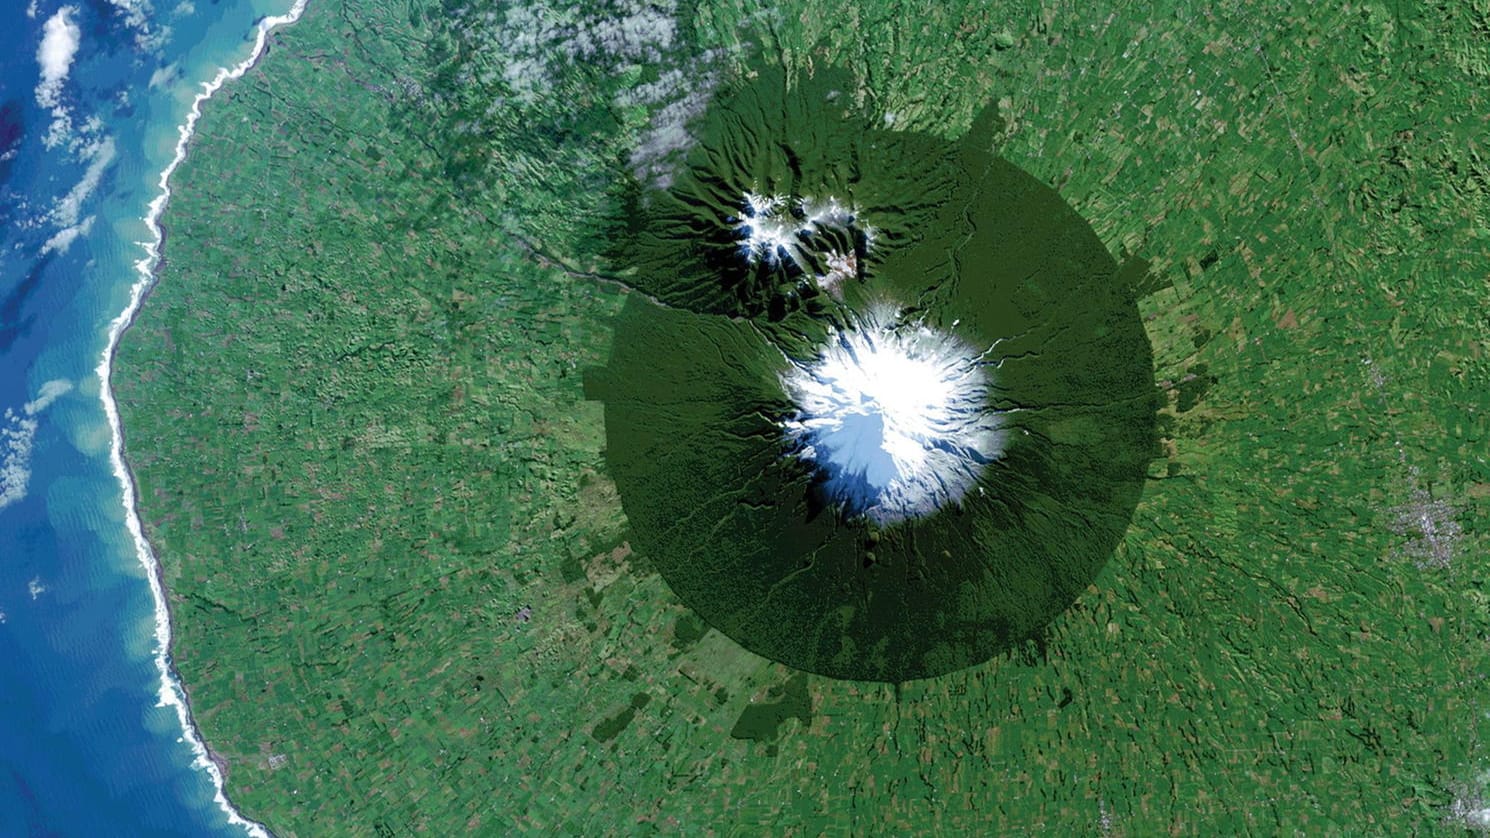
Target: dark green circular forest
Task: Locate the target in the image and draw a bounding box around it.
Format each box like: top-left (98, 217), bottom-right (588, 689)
top-left (589, 67), bottom-right (1161, 682)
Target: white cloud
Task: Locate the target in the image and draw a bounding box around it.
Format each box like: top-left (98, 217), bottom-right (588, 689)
top-left (493, 1), bottom-right (677, 100)
top-left (48, 135), bottom-right (114, 231)
top-left (36, 6), bottom-right (82, 149)
top-left (33, 2), bottom-right (161, 150)
top-left (622, 63), bottom-right (717, 188)
top-left (106, 0), bottom-right (166, 51)
top-left (559, 3), bottom-right (674, 63)
top-left (41, 112), bottom-right (74, 150)
top-left (40, 215), bottom-right (94, 255)
top-left (148, 62), bottom-right (179, 89)
top-left (36, 7), bottom-right (81, 108)
top-left (0, 380), bottom-right (72, 513)
top-left (0, 412), bottom-right (39, 511)
top-left (106, 0), bottom-right (152, 29)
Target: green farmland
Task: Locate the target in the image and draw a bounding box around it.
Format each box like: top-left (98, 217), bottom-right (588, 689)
top-left (114, 0), bottom-right (1490, 834)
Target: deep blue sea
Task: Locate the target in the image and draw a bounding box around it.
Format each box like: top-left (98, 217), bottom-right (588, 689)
top-left (1, 1), bottom-right (299, 834)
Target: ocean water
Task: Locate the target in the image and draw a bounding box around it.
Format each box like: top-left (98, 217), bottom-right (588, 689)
top-left (1, 1), bottom-right (300, 834)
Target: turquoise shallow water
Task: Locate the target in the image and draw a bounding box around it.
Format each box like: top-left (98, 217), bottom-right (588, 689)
top-left (1, 1), bottom-right (297, 833)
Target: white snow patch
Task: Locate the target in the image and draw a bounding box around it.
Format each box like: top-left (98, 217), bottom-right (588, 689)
top-left (734, 190), bottom-right (871, 295)
top-left (737, 191), bottom-right (810, 267)
top-left (782, 306), bottom-right (1004, 524)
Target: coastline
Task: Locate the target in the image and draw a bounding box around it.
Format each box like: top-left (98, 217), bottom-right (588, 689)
top-left (96, 2), bottom-right (309, 836)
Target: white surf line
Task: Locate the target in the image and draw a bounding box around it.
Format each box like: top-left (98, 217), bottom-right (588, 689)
top-left (97, 1), bottom-right (308, 835)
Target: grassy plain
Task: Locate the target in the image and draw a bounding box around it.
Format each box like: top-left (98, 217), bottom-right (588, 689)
top-left (114, 0), bottom-right (1490, 834)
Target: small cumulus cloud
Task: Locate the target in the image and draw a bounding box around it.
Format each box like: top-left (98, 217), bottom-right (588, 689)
top-left (53, 135), bottom-right (115, 228)
top-left (557, 1), bottom-right (675, 63)
top-left (0, 379), bottom-right (73, 513)
top-left (475, 0), bottom-right (705, 187)
top-left (494, 1), bottom-right (678, 100)
top-left (148, 62), bottom-right (179, 89)
top-left (104, 0), bottom-right (166, 50)
top-left (106, 0), bottom-right (152, 29)
top-left (1448, 778), bottom-right (1490, 832)
top-left (40, 215), bottom-right (94, 255)
top-left (38, 135), bottom-right (114, 254)
top-left (621, 62), bottom-right (719, 188)
top-left (0, 414), bottom-right (40, 510)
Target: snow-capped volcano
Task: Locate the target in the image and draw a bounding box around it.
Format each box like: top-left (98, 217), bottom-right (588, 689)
top-left (781, 306), bottom-right (1003, 524)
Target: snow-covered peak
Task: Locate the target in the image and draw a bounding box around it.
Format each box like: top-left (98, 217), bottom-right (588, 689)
top-left (781, 305), bottom-right (1003, 524)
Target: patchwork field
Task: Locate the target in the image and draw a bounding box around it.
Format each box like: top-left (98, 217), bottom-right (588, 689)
top-left (115, 0), bottom-right (1490, 833)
